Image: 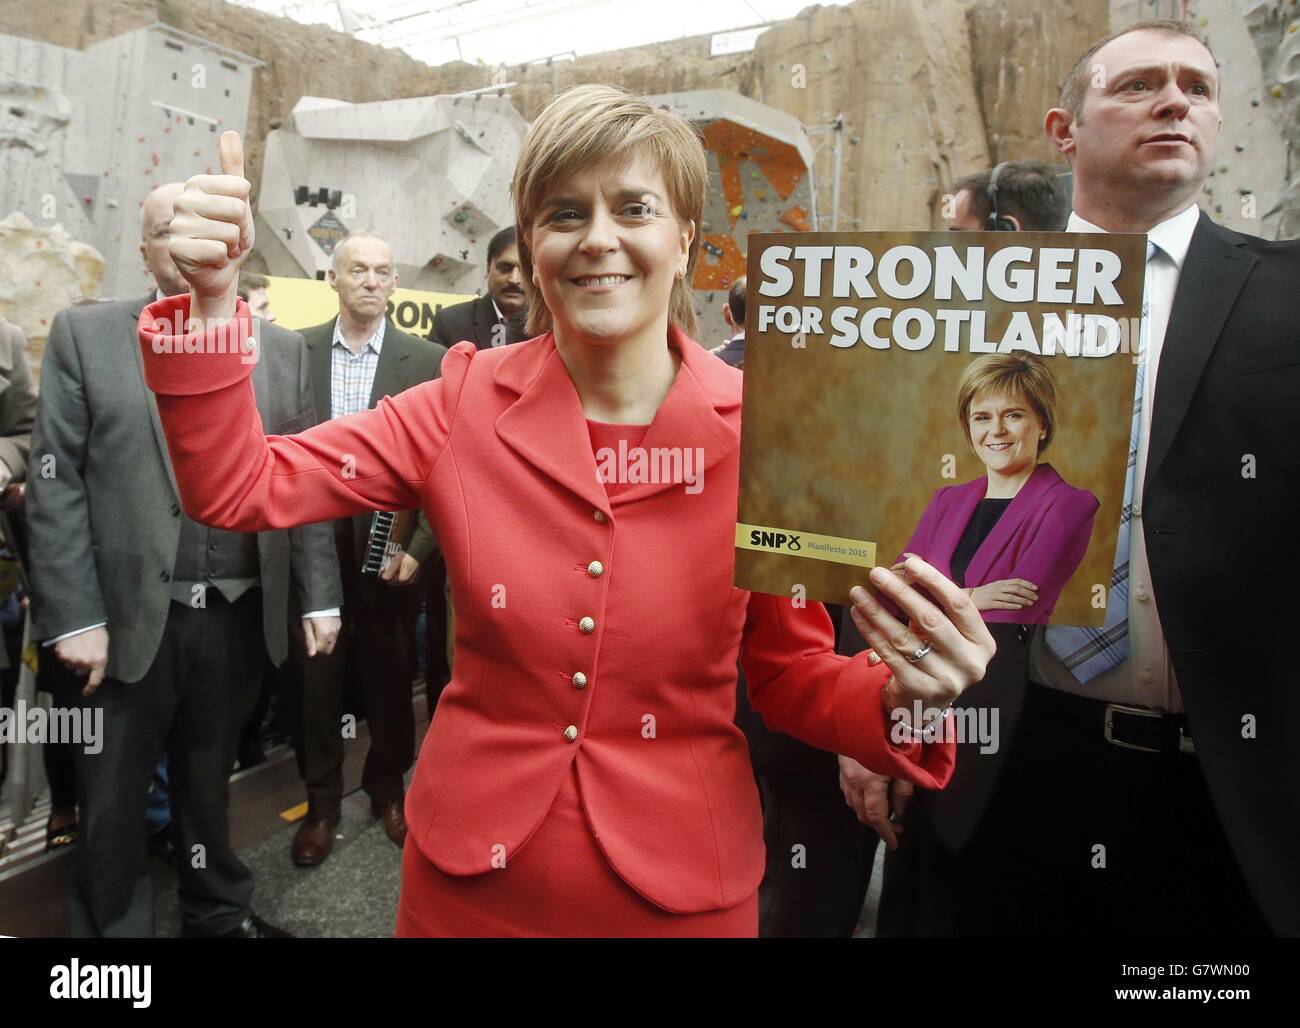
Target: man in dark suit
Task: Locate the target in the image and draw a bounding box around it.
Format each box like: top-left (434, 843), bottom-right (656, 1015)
top-left (836, 160), bottom-right (1071, 937)
top-left (27, 182), bottom-right (343, 938)
top-left (851, 18), bottom-right (1299, 938)
top-left (427, 225), bottom-right (527, 349)
top-left (737, 164), bottom-right (1070, 939)
top-left (709, 277), bottom-right (746, 369)
top-left (288, 230), bottom-right (446, 866)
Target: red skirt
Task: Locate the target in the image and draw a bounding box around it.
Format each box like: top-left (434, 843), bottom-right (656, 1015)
top-left (395, 764), bottom-right (758, 937)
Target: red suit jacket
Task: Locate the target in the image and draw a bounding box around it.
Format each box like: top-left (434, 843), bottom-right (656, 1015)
top-left (139, 296), bottom-right (953, 914)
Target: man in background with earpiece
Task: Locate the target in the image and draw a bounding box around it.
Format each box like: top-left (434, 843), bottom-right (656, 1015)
top-left (943, 160), bottom-right (1070, 233)
top-left (826, 157), bottom-right (1069, 939)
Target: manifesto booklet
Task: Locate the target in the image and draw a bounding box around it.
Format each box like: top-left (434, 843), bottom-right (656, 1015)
top-left (734, 230), bottom-right (1147, 628)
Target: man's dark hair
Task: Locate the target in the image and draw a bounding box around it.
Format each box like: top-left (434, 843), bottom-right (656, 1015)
top-left (953, 161), bottom-right (1070, 232)
top-left (727, 276), bottom-right (746, 326)
top-left (487, 225), bottom-right (518, 266)
top-left (237, 271), bottom-right (269, 300)
top-left (1059, 19), bottom-right (1215, 119)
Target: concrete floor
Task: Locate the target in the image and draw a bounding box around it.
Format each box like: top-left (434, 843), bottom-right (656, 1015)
top-left (5, 711), bottom-right (883, 938)
top-left (153, 783), bottom-right (406, 939)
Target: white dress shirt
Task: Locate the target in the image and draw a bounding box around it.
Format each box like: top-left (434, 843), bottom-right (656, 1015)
top-left (1030, 202), bottom-right (1202, 712)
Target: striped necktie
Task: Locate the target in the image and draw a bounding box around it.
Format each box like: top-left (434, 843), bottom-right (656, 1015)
top-left (1044, 240), bottom-right (1158, 683)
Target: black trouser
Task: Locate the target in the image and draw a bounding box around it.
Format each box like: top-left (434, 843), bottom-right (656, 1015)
top-left (757, 772), bottom-right (880, 937)
top-left (39, 655), bottom-right (81, 809)
top-left (285, 523), bottom-right (418, 819)
top-left (736, 664), bottom-right (880, 938)
top-left (422, 551), bottom-right (451, 719)
top-left (882, 682), bottom-right (1271, 938)
top-left (66, 590), bottom-right (265, 938)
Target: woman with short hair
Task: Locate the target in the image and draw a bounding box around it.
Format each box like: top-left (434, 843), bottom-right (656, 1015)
top-left (138, 84), bottom-right (994, 937)
top-left (894, 352), bottom-right (1100, 624)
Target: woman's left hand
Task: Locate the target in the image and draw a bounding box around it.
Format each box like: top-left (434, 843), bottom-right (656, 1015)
top-left (849, 555), bottom-right (996, 713)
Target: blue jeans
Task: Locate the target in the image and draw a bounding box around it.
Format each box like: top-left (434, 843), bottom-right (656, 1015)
top-left (146, 758), bottom-right (170, 834)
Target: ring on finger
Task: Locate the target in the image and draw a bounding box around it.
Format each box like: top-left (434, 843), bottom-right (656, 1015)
top-left (905, 641), bottom-right (933, 664)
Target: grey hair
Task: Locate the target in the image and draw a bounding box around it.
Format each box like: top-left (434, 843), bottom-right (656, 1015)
top-left (330, 230), bottom-right (392, 275)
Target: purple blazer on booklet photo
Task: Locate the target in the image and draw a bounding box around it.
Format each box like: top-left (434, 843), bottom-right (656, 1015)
top-left (897, 462), bottom-right (1100, 625)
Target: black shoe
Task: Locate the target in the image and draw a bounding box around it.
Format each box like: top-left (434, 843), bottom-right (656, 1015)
top-left (182, 912), bottom-right (294, 938)
top-left (235, 740), bottom-right (267, 771)
top-left (45, 814), bottom-right (79, 853)
top-left (231, 912), bottom-right (294, 938)
top-left (147, 823), bottom-right (179, 869)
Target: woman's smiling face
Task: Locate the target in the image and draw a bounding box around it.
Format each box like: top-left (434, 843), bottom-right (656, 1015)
top-left (967, 389), bottom-right (1045, 476)
top-left (527, 153), bottom-right (694, 345)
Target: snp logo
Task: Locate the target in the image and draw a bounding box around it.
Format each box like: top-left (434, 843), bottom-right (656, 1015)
top-left (749, 529), bottom-right (801, 553)
top-left (50, 960), bottom-right (151, 1008)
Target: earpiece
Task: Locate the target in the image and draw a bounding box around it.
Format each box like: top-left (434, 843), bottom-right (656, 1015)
top-left (986, 162), bottom-right (1017, 232)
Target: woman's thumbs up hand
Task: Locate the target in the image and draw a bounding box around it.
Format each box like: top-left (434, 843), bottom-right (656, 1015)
top-left (169, 130), bottom-right (256, 320)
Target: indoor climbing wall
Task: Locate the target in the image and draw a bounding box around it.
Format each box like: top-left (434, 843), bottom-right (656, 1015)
top-left (0, 25), bottom-right (258, 304)
top-left (256, 93), bottom-right (527, 293)
top-left (1111, 0), bottom-right (1295, 240)
top-left (649, 90), bottom-right (817, 348)
top-left (1242, 0), bottom-right (1300, 238)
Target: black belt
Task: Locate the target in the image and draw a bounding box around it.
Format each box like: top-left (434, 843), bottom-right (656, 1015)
top-left (1028, 681), bottom-right (1195, 755)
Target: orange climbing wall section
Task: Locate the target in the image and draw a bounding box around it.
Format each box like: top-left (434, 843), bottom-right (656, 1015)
top-left (695, 119), bottom-right (811, 293)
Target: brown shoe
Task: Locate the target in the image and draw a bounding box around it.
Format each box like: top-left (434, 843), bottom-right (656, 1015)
top-left (291, 812), bottom-right (339, 867)
top-left (370, 798), bottom-right (407, 848)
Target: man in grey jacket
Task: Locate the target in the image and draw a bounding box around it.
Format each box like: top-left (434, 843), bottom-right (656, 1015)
top-left (0, 315), bottom-right (36, 495)
top-left (0, 313), bottom-right (37, 788)
top-left (27, 182), bottom-right (343, 938)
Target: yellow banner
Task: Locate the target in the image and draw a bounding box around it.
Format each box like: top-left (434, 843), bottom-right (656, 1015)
top-left (735, 524), bottom-right (877, 568)
top-left (264, 276), bottom-right (474, 336)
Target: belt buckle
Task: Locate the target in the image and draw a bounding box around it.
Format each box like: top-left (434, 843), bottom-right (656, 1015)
top-left (1103, 702), bottom-right (1164, 754)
